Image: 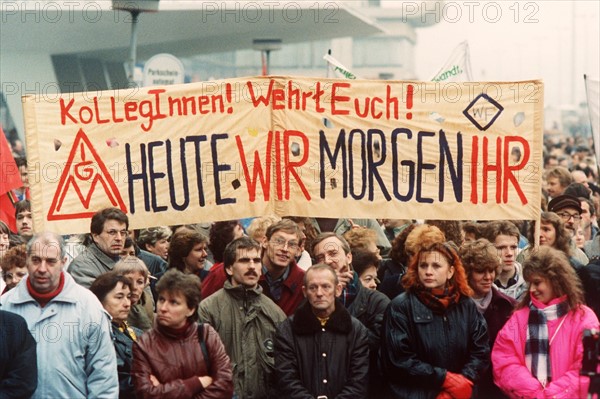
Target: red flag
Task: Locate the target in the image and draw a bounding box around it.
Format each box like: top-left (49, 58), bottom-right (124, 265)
top-left (0, 126), bottom-right (23, 231)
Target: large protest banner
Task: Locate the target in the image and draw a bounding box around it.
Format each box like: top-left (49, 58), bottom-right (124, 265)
top-left (22, 76), bottom-right (543, 234)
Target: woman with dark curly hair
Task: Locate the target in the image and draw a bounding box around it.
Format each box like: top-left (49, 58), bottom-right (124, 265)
top-left (380, 237), bottom-right (489, 398)
top-left (518, 212), bottom-right (582, 269)
top-left (168, 228), bottom-right (210, 281)
top-left (493, 246), bottom-right (599, 398)
top-left (1, 244), bottom-right (27, 294)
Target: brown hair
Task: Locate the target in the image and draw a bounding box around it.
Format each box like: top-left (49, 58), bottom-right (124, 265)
top-left (544, 166), bottom-right (573, 188)
top-left (424, 220), bottom-right (463, 247)
top-left (90, 207), bottom-right (128, 235)
top-left (155, 269), bottom-right (201, 322)
top-left (461, 222), bottom-right (481, 240)
top-left (519, 246), bottom-right (584, 310)
top-left (265, 219), bottom-right (301, 241)
top-left (246, 215), bottom-right (281, 241)
top-left (1, 244), bottom-right (26, 272)
top-left (480, 221), bottom-right (520, 243)
top-left (527, 212), bottom-right (571, 255)
top-left (459, 239), bottom-right (501, 276)
top-left (351, 249), bottom-right (380, 277)
top-left (90, 271), bottom-right (133, 304)
top-left (169, 228), bottom-right (208, 272)
top-left (209, 220), bottom-right (242, 263)
top-left (343, 228), bottom-right (378, 253)
top-left (389, 223), bottom-right (417, 266)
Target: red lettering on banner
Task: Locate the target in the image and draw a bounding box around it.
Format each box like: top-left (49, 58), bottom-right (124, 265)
top-left (111, 97), bottom-right (124, 123)
top-left (60, 98), bottom-right (78, 125)
top-left (236, 130), bottom-right (311, 202)
top-left (284, 130), bottom-right (310, 200)
top-left (236, 133), bottom-right (273, 202)
top-left (93, 97), bottom-right (109, 124)
top-left (331, 83), bottom-right (351, 115)
top-left (470, 135), bottom-right (478, 204)
top-left (503, 136), bottom-right (530, 204)
top-left (124, 102), bottom-right (138, 121)
top-left (314, 82), bottom-right (325, 113)
top-left (472, 135), bottom-right (529, 205)
top-left (482, 137), bottom-right (502, 204)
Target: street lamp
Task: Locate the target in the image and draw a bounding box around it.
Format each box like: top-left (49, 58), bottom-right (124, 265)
top-left (253, 39), bottom-right (282, 76)
top-left (112, 0), bottom-right (160, 84)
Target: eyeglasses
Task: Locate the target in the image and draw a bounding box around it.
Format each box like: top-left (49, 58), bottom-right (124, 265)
top-left (104, 229), bottom-right (129, 237)
top-left (270, 237), bottom-right (299, 250)
top-left (557, 212), bottom-right (581, 222)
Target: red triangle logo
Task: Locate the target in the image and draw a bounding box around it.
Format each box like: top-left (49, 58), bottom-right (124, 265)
top-left (47, 129), bottom-right (127, 221)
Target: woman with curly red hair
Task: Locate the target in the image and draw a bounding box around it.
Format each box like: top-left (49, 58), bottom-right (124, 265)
top-left (380, 240), bottom-right (489, 399)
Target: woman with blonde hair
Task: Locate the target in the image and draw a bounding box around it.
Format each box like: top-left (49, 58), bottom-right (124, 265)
top-left (493, 246), bottom-right (599, 398)
top-left (114, 256), bottom-right (155, 331)
top-left (380, 239), bottom-right (489, 398)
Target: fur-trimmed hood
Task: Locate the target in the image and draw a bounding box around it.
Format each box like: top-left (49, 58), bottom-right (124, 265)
top-left (291, 299), bottom-right (352, 335)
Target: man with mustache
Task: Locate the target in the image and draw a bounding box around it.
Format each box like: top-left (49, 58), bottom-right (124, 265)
top-left (548, 194), bottom-right (590, 266)
top-left (199, 236), bottom-right (286, 399)
top-left (15, 200), bottom-right (33, 240)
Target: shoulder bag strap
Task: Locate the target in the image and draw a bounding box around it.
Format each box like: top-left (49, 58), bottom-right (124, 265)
top-left (197, 323), bottom-right (211, 373)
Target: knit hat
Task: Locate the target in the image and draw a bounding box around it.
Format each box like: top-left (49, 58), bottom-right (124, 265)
top-left (547, 194), bottom-right (583, 214)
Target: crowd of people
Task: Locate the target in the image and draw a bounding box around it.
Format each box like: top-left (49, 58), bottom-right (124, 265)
top-left (1, 134), bottom-right (600, 398)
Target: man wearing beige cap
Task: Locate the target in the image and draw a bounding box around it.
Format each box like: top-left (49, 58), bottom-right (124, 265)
top-left (548, 194), bottom-right (589, 265)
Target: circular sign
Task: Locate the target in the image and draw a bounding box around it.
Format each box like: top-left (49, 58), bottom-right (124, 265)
top-left (142, 53), bottom-right (185, 87)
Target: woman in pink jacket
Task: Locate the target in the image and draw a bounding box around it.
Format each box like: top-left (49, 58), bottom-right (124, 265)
top-left (492, 246), bottom-right (599, 398)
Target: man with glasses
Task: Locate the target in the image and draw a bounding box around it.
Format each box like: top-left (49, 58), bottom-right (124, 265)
top-left (548, 194), bottom-right (589, 265)
top-left (199, 236), bottom-right (286, 399)
top-left (259, 219), bottom-right (306, 316)
top-left (69, 207), bottom-right (129, 288)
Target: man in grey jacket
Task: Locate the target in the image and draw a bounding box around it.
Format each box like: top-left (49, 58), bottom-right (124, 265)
top-left (199, 236), bottom-right (286, 399)
top-left (68, 207), bottom-right (129, 288)
top-left (1, 231), bottom-right (118, 398)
